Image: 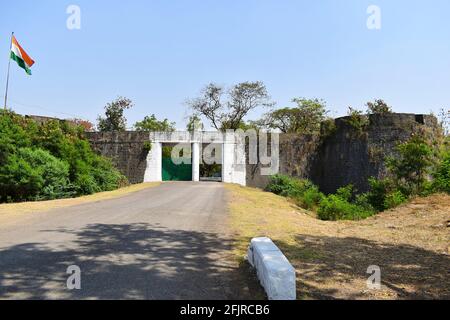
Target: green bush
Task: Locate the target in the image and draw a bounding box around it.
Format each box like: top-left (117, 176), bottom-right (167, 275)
top-left (18, 148), bottom-right (71, 200)
top-left (31, 119), bottom-right (127, 196)
top-left (266, 175), bottom-right (312, 197)
top-left (74, 174), bottom-right (100, 195)
top-left (0, 111), bottom-right (127, 203)
top-left (383, 190), bottom-right (407, 209)
top-left (433, 150), bottom-right (450, 193)
top-left (266, 175), bottom-right (324, 209)
top-left (143, 141), bottom-right (152, 153)
top-left (354, 193), bottom-right (375, 211)
top-left (317, 194), bottom-right (375, 221)
top-left (385, 133), bottom-right (435, 196)
top-left (335, 184), bottom-right (354, 201)
top-left (0, 148), bottom-right (71, 201)
top-left (0, 152), bottom-right (43, 202)
top-left (91, 156), bottom-right (128, 191)
top-left (297, 185), bottom-right (324, 210)
top-left (266, 174), bottom-right (297, 196)
top-left (366, 177), bottom-right (392, 211)
top-left (345, 107), bottom-right (369, 132)
top-left (266, 175), bottom-right (374, 220)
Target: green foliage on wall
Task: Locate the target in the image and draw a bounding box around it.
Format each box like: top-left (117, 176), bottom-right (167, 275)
top-left (345, 107), bottom-right (369, 133)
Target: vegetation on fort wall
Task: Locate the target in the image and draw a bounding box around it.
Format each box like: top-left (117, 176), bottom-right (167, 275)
top-left (0, 111), bottom-right (127, 203)
top-left (266, 131), bottom-right (450, 221)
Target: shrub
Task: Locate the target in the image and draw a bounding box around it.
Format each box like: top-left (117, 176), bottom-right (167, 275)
top-left (433, 150), bottom-right (450, 193)
top-left (74, 174), bottom-right (100, 195)
top-left (0, 148), bottom-right (70, 201)
top-left (386, 133), bottom-right (435, 196)
top-left (90, 155), bottom-right (128, 191)
top-left (0, 112), bottom-right (127, 203)
top-left (316, 184), bottom-right (375, 221)
top-left (354, 193), bottom-right (375, 211)
top-left (32, 119), bottom-right (127, 196)
top-left (366, 177), bottom-right (392, 212)
top-left (266, 175), bottom-right (324, 209)
top-left (320, 118), bottom-right (337, 140)
top-left (383, 190), bottom-right (407, 209)
top-left (265, 174), bottom-right (304, 197)
top-left (366, 99), bottom-right (392, 114)
top-left (0, 111), bottom-right (36, 161)
top-left (346, 107), bottom-right (369, 132)
top-left (18, 148), bottom-right (71, 200)
top-left (296, 185), bottom-right (324, 210)
top-left (317, 194), bottom-right (375, 221)
top-left (0, 152), bottom-right (43, 202)
top-left (335, 184), bottom-right (354, 202)
top-left (143, 141), bottom-right (152, 153)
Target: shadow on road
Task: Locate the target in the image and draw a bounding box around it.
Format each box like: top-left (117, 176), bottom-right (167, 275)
top-left (0, 223), bottom-right (263, 300)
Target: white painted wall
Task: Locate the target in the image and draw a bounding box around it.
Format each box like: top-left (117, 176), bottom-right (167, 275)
top-left (232, 141), bottom-right (246, 186)
top-left (192, 142), bottom-right (200, 182)
top-left (222, 141), bottom-right (234, 184)
top-left (144, 142), bottom-right (162, 182)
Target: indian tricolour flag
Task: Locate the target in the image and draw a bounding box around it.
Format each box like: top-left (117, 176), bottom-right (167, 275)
top-left (10, 35), bottom-right (35, 75)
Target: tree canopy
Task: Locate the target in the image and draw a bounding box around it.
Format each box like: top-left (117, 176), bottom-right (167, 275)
top-left (186, 115), bottom-right (204, 132)
top-left (134, 114), bottom-right (176, 132)
top-left (261, 98), bottom-right (328, 134)
top-left (366, 99), bottom-right (392, 114)
top-left (187, 81), bottom-right (273, 131)
top-left (97, 97), bottom-right (133, 132)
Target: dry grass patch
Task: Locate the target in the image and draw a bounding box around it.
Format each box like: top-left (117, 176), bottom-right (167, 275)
top-left (226, 184), bottom-right (450, 300)
top-left (0, 183), bottom-right (160, 217)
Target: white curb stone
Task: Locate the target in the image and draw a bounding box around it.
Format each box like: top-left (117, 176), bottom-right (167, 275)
top-left (247, 237), bottom-right (296, 300)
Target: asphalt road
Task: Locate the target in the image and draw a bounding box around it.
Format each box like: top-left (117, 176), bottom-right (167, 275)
top-left (0, 182), bottom-right (257, 300)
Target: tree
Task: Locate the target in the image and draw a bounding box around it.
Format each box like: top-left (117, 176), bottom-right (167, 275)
top-left (432, 149), bottom-right (450, 193)
top-left (186, 115), bottom-right (204, 132)
top-left (261, 98), bottom-right (328, 134)
top-left (69, 119), bottom-right (95, 132)
top-left (346, 107), bottom-right (369, 132)
top-left (97, 97), bottom-right (133, 132)
top-left (386, 133), bottom-right (435, 195)
top-left (366, 99), bottom-right (392, 114)
top-left (134, 114), bottom-right (176, 132)
top-left (187, 81), bottom-right (273, 131)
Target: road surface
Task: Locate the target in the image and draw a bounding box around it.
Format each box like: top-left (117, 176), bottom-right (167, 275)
top-left (0, 182), bottom-right (258, 300)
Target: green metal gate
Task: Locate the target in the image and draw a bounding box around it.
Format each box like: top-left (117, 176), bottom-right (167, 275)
top-left (162, 157), bottom-right (192, 181)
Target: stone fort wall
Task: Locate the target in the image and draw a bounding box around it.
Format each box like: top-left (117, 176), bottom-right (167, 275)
top-left (84, 113), bottom-right (439, 193)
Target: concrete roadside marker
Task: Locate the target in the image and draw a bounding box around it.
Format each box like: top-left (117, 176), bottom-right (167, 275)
top-left (246, 237), bottom-right (296, 300)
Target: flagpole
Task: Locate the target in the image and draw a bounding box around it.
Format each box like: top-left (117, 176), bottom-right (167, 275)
top-left (4, 32), bottom-right (13, 111)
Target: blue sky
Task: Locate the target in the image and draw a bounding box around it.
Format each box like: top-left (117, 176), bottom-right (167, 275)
top-left (1, 0), bottom-right (449, 129)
